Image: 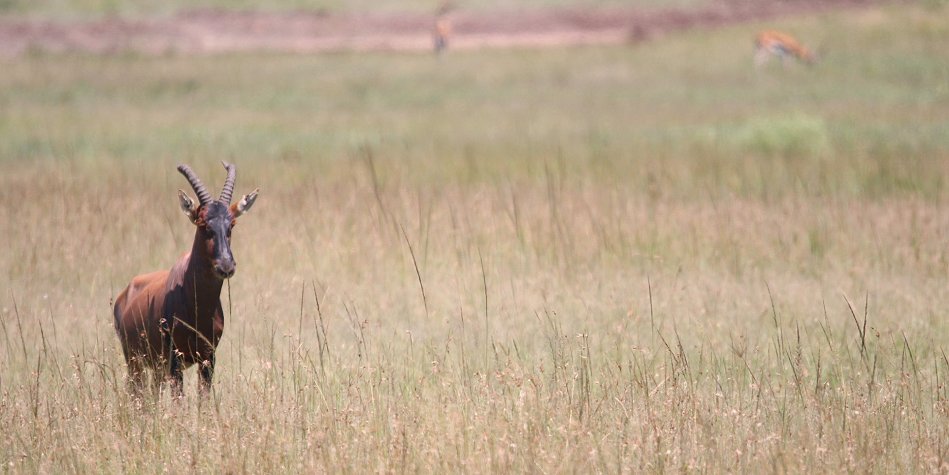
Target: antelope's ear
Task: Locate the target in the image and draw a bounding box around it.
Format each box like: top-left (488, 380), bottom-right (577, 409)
top-left (177, 190), bottom-right (199, 223)
top-left (231, 188), bottom-right (259, 218)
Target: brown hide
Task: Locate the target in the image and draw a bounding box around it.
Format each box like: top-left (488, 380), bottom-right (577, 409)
top-left (113, 229), bottom-right (225, 381)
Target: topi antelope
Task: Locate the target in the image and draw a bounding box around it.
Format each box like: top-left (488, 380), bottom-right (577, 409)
top-left (113, 162), bottom-right (259, 397)
top-left (754, 30), bottom-right (816, 67)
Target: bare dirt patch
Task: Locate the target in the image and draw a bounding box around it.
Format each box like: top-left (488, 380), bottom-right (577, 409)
top-left (0, 0), bottom-right (883, 57)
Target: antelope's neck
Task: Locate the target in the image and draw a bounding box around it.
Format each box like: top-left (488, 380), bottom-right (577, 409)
top-left (182, 228), bottom-right (224, 317)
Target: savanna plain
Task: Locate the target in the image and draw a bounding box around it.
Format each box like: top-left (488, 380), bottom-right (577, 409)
top-left (3, 3), bottom-right (949, 473)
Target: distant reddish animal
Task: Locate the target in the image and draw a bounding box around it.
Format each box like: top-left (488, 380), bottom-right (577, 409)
top-left (754, 30), bottom-right (816, 67)
top-left (433, 3), bottom-right (453, 55)
top-left (113, 163), bottom-right (259, 397)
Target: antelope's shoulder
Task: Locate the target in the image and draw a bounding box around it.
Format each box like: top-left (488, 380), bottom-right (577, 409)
top-left (123, 270), bottom-right (170, 306)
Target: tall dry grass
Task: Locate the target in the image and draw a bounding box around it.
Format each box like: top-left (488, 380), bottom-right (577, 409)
top-left (3, 162), bottom-right (949, 472)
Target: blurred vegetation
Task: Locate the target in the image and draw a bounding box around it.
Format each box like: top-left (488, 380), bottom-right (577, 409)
top-left (1, 6), bottom-right (947, 199)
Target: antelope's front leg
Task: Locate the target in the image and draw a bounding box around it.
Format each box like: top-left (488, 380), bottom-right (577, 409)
top-left (168, 351), bottom-right (183, 399)
top-left (162, 318), bottom-right (184, 399)
top-left (199, 352), bottom-right (216, 396)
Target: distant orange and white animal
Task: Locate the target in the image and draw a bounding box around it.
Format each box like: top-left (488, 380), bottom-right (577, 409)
top-left (113, 163), bottom-right (259, 397)
top-left (433, 2), bottom-right (453, 55)
top-left (754, 30), bottom-right (816, 67)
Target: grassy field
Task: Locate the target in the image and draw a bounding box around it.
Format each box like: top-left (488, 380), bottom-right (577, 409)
top-left (2, 4), bottom-right (949, 473)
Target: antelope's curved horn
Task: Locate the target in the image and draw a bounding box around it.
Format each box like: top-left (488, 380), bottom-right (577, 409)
top-left (219, 161), bottom-right (237, 204)
top-left (177, 164), bottom-right (212, 206)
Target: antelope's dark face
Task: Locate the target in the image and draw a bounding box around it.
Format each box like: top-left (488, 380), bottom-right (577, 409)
top-left (199, 202), bottom-right (237, 279)
top-left (178, 163), bottom-right (259, 280)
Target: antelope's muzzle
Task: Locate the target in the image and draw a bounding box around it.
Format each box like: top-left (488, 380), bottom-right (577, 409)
top-left (213, 260), bottom-right (236, 279)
